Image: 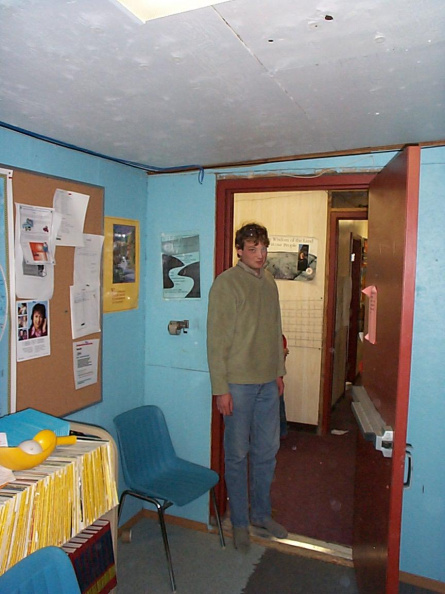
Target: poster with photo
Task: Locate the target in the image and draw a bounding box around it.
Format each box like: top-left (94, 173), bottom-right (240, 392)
top-left (17, 299), bottom-right (50, 361)
top-left (16, 203), bottom-right (59, 266)
top-left (103, 217), bottom-right (140, 312)
top-left (161, 233), bottom-right (201, 299)
top-left (265, 235), bottom-right (318, 282)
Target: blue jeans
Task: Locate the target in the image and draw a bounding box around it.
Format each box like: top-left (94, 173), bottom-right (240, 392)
top-left (224, 381), bottom-right (280, 528)
top-left (279, 393), bottom-right (288, 438)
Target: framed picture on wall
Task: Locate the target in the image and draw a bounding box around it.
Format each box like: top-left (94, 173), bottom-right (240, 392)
top-left (103, 217), bottom-right (140, 312)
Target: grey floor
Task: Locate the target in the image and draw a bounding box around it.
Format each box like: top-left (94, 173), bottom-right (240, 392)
top-left (116, 517), bottom-right (264, 593)
top-left (115, 517), bottom-right (435, 594)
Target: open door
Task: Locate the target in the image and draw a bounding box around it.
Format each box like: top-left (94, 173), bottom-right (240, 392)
top-left (352, 146), bottom-right (420, 593)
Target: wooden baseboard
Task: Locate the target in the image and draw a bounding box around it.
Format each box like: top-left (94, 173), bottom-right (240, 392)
top-left (117, 508), bottom-right (214, 538)
top-left (117, 509), bottom-right (145, 537)
top-left (399, 571), bottom-right (445, 593)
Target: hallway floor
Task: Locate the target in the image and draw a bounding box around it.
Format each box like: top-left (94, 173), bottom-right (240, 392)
top-left (272, 392), bottom-right (357, 546)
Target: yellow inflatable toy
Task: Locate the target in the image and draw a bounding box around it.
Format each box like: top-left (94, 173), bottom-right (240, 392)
top-left (0, 429), bottom-right (77, 471)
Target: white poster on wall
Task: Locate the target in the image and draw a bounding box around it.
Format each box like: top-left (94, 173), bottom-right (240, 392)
top-left (73, 338), bottom-right (99, 389)
top-left (266, 235), bottom-right (318, 281)
top-left (15, 204), bottom-right (62, 300)
top-left (53, 189), bottom-right (90, 247)
top-left (161, 232), bottom-right (201, 299)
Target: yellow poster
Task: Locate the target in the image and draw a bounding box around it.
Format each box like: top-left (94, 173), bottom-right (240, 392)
top-left (103, 217), bottom-right (140, 312)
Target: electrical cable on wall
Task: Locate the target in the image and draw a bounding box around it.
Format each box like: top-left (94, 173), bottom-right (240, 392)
top-left (0, 122), bottom-right (205, 183)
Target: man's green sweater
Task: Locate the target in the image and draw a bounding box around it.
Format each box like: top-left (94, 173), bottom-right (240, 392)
top-left (207, 261), bottom-right (286, 395)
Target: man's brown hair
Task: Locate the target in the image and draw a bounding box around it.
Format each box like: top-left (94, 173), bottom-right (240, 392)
top-left (235, 223), bottom-right (270, 252)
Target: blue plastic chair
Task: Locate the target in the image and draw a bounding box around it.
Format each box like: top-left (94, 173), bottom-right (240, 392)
top-left (114, 405), bottom-right (225, 592)
top-left (0, 546), bottom-right (81, 594)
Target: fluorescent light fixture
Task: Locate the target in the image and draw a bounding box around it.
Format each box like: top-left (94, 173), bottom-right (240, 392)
top-left (112, 0), bottom-right (232, 23)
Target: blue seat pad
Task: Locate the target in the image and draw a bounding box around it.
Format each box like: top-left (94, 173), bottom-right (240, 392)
top-left (128, 458), bottom-right (218, 507)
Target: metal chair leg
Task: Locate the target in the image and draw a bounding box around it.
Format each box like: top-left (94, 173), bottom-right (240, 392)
top-left (117, 490), bottom-right (130, 521)
top-left (118, 491), bottom-right (176, 591)
top-left (117, 488), bottom-right (222, 590)
top-left (156, 503), bottom-right (176, 593)
top-left (211, 488), bottom-right (226, 548)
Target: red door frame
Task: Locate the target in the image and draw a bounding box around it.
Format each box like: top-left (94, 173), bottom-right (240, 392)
top-left (211, 173), bottom-right (376, 515)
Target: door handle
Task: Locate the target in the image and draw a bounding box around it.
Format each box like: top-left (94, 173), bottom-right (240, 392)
top-left (404, 444), bottom-right (413, 489)
top-left (351, 385), bottom-right (393, 458)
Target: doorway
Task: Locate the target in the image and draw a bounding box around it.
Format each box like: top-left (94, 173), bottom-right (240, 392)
top-left (233, 189), bottom-right (328, 427)
top-left (211, 147), bottom-right (420, 592)
top-left (272, 209), bottom-right (368, 547)
top-left (210, 174), bottom-right (375, 543)
top-left (330, 215), bottom-right (368, 408)
top-left (232, 189), bottom-right (368, 547)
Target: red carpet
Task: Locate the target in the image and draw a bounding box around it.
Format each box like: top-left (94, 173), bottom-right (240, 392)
top-left (272, 394), bottom-right (357, 546)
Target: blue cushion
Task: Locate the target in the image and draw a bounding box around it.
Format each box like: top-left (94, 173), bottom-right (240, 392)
top-left (0, 547), bottom-right (81, 594)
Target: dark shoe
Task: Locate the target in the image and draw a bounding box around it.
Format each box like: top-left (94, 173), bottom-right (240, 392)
top-left (252, 518), bottom-right (288, 539)
top-left (233, 526), bottom-right (250, 553)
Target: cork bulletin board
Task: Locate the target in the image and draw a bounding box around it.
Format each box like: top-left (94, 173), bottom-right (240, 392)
top-left (10, 168), bottom-right (103, 416)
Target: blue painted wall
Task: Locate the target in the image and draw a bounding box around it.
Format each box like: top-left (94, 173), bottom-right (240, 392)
top-left (399, 146), bottom-right (445, 583)
top-left (0, 127), bottom-right (148, 436)
top-left (1, 127), bottom-right (444, 583)
top-left (143, 172), bottom-right (218, 521)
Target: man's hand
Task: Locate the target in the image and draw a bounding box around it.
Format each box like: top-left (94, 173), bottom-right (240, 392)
top-left (276, 376), bottom-right (284, 396)
top-left (215, 393), bottom-right (233, 416)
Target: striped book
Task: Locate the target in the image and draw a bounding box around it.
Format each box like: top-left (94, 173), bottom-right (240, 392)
top-left (62, 519), bottom-right (117, 594)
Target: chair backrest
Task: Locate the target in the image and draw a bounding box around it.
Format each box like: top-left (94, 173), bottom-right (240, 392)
top-left (0, 546), bottom-right (81, 594)
top-left (114, 405), bottom-right (177, 488)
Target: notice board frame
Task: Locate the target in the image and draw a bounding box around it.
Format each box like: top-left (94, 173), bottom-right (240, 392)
top-left (9, 168), bottom-right (104, 416)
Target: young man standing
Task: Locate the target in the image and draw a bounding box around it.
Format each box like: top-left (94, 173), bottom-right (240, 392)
top-left (207, 222), bottom-right (288, 552)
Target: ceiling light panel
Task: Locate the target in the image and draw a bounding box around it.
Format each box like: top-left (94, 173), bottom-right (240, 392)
top-left (112, 0), bottom-right (232, 22)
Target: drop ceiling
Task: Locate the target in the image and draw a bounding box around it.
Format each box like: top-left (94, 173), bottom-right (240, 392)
top-left (0, 0), bottom-right (444, 171)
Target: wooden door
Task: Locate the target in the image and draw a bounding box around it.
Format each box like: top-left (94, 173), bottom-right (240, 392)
top-left (352, 146), bottom-right (420, 593)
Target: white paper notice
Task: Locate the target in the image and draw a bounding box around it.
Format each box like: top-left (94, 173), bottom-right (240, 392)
top-left (74, 234), bottom-right (104, 286)
top-left (17, 203), bottom-right (59, 265)
top-left (15, 239), bottom-right (54, 300)
top-left (70, 285), bottom-right (101, 339)
top-left (53, 189), bottom-right (90, 247)
top-left (73, 339), bottom-right (99, 389)
top-left (15, 210), bottom-right (61, 300)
